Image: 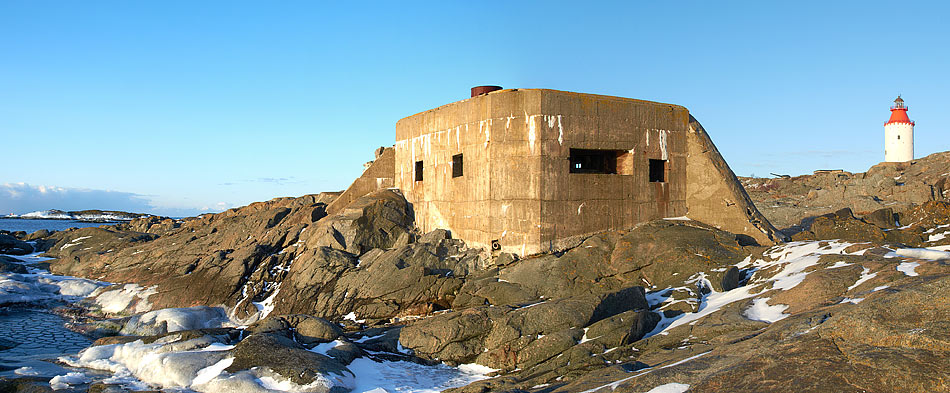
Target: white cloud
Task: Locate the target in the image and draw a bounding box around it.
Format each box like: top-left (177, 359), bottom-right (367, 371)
top-left (0, 183), bottom-right (227, 218)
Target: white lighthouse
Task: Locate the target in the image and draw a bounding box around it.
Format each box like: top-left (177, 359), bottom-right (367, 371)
top-left (884, 96), bottom-right (914, 162)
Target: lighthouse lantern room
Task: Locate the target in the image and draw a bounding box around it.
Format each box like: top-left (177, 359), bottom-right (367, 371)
top-left (884, 96), bottom-right (915, 162)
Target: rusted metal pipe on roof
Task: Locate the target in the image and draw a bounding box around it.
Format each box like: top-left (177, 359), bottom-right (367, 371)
top-left (471, 85), bottom-right (503, 97)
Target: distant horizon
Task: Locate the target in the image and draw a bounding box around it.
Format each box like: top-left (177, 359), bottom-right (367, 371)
top-left (3, 1), bottom-right (947, 217)
top-left (8, 147), bottom-right (949, 218)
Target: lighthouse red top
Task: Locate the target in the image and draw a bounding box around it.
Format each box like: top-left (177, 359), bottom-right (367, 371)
top-left (886, 96), bottom-right (914, 126)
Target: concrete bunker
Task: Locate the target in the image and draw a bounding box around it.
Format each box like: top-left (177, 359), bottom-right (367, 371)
top-left (333, 87), bottom-right (783, 256)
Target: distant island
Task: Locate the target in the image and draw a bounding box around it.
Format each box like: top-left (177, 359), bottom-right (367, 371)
top-left (4, 209), bottom-right (151, 222)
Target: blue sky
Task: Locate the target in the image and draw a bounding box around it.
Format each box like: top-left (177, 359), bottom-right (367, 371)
top-left (2, 1), bottom-right (948, 216)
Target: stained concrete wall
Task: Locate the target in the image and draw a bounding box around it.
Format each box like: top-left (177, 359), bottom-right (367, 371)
top-left (395, 89), bottom-right (542, 254)
top-left (685, 116), bottom-right (784, 244)
top-left (537, 91), bottom-right (689, 251)
top-left (395, 89), bottom-right (692, 255)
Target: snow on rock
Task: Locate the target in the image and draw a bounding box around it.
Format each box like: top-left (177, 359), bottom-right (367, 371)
top-left (309, 340), bottom-right (348, 356)
top-left (59, 236), bottom-right (91, 251)
top-left (251, 284), bottom-right (280, 320)
top-left (744, 297), bottom-right (789, 323)
top-left (645, 383), bottom-right (691, 393)
top-left (0, 271), bottom-right (106, 306)
top-left (196, 367), bottom-right (354, 393)
top-left (92, 283), bottom-right (157, 314)
top-left (895, 248), bottom-right (950, 260)
top-left (897, 262), bottom-right (921, 277)
top-left (752, 241), bottom-right (856, 291)
top-left (49, 372), bottom-right (91, 390)
top-left (58, 332), bottom-right (493, 393)
top-left (344, 312), bottom-right (366, 324)
top-left (120, 306), bottom-right (230, 336)
top-left (60, 336), bottom-right (244, 392)
top-left (825, 261), bottom-right (853, 269)
top-left (648, 241), bottom-right (856, 337)
top-left (48, 277), bottom-right (103, 297)
top-left (578, 351), bottom-right (711, 393)
top-left (13, 366), bottom-right (42, 376)
top-left (846, 267), bottom-right (877, 291)
top-left (928, 232), bottom-right (948, 242)
top-left (347, 358), bottom-right (495, 393)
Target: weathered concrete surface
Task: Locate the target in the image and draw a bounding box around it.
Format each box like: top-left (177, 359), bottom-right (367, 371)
top-left (395, 89), bottom-right (692, 256)
top-left (325, 147), bottom-right (395, 216)
top-left (395, 88), bottom-right (780, 255)
top-left (685, 115), bottom-right (785, 245)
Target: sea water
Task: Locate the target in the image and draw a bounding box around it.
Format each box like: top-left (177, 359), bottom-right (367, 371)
top-left (0, 219), bottom-right (101, 379)
top-left (0, 219), bottom-right (495, 391)
top-left (0, 218), bottom-right (112, 234)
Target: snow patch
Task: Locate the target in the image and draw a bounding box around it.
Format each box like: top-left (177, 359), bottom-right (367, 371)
top-left (897, 261), bottom-right (920, 277)
top-left (344, 312), bottom-right (366, 324)
top-left (646, 383), bottom-right (691, 393)
top-left (0, 270), bottom-right (106, 306)
top-left (121, 306), bottom-right (229, 335)
top-left (578, 351), bottom-right (710, 393)
top-left (744, 297), bottom-right (789, 323)
top-left (59, 336), bottom-right (354, 392)
top-left (648, 241), bottom-right (856, 338)
top-left (347, 358), bottom-right (495, 393)
top-left (895, 248), bottom-right (950, 260)
top-left (847, 267), bottom-right (877, 291)
top-left (14, 366), bottom-right (41, 376)
top-left (309, 339), bottom-right (347, 356)
top-left (825, 261), bottom-right (853, 269)
top-left (50, 372), bottom-right (91, 390)
top-left (251, 284), bottom-right (280, 320)
top-left (93, 283), bottom-right (158, 314)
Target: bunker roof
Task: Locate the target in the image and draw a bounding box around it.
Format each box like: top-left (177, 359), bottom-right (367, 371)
top-left (396, 88), bottom-right (689, 126)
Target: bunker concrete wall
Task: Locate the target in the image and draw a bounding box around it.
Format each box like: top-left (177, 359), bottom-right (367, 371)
top-left (326, 147), bottom-right (395, 216)
top-left (395, 89), bottom-right (543, 254)
top-left (685, 115), bottom-right (784, 244)
top-left (396, 89), bottom-right (694, 255)
top-left (537, 90), bottom-right (689, 251)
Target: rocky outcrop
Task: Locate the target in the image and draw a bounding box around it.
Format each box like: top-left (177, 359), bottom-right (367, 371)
top-left (0, 234), bottom-right (33, 255)
top-left (789, 203), bottom-right (950, 246)
top-left (39, 190), bottom-right (483, 324)
top-left (21, 165), bottom-right (950, 392)
top-left (742, 151), bottom-right (950, 231)
top-left (15, 209), bottom-right (150, 221)
top-left (401, 287), bottom-right (654, 372)
top-left (226, 333), bottom-right (353, 390)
